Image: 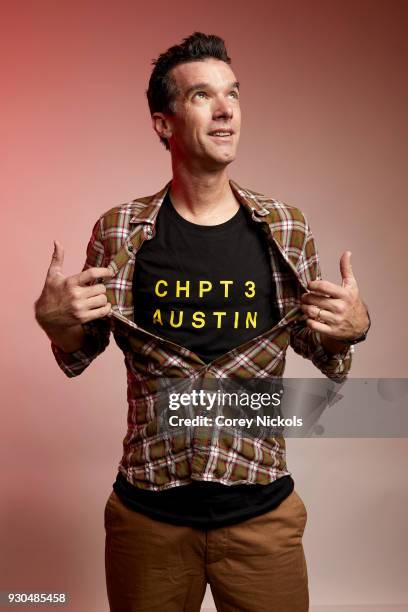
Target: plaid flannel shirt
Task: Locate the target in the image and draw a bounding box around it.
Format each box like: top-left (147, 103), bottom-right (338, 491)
top-left (51, 179), bottom-right (353, 490)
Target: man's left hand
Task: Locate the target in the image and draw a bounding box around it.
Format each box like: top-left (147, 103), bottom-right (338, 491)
top-left (300, 251), bottom-right (370, 342)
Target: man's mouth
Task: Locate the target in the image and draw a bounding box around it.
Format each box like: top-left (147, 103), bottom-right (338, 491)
top-left (208, 130), bottom-right (234, 139)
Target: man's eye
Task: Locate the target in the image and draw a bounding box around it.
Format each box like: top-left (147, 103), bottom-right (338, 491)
top-left (229, 90), bottom-right (239, 98)
top-left (195, 91), bottom-right (207, 99)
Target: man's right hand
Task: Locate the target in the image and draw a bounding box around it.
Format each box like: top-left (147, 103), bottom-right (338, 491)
top-left (34, 240), bottom-right (114, 333)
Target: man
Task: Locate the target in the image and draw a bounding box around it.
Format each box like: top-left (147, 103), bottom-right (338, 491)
top-left (34, 32), bottom-right (370, 612)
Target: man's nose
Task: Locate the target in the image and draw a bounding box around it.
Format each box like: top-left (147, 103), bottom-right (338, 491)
top-left (213, 96), bottom-right (233, 119)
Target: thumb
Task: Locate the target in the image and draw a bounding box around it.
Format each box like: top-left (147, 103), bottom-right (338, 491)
top-left (48, 240), bottom-right (64, 276)
top-left (340, 250), bottom-right (355, 288)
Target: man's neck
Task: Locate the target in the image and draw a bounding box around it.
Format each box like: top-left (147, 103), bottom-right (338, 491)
top-left (169, 164), bottom-right (240, 226)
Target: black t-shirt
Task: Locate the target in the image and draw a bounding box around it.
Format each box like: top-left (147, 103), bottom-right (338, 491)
top-left (113, 191), bottom-right (294, 528)
top-left (113, 470), bottom-right (294, 529)
top-left (132, 190), bottom-right (280, 362)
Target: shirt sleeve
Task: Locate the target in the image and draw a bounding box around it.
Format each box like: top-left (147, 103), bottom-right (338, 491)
top-left (50, 216), bottom-right (111, 378)
top-left (290, 321), bottom-right (354, 381)
top-left (289, 216), bottom-right (353, 382)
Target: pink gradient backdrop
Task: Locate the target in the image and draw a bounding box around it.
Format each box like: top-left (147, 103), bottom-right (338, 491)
top-left (1, 1), bottom-right (407, 610)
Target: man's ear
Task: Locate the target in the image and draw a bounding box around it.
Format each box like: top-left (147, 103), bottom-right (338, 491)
top-left (151, 112), bottom-right (173, 141)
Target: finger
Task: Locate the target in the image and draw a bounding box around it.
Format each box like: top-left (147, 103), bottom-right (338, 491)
top-left (307, 279), bottom-right (347, 299)
top-left (340, 251), bottom-right (356, 289)
top-left (305, 317), bottom-right (335, 336)
top-left (301, 304), bottom-right (339, 325)
top-left (301, 293), bottom-right (343, 314)
top-left (74, 267), bottom-right (114, 287)
top-left (82, 303), bottom-right (112, 322)
top-left (81, 283), bottom-right (107, 299)
top-left (47, 240), bottom-right (64, 276)
top-left (83, 294), bottom-right (108, 310)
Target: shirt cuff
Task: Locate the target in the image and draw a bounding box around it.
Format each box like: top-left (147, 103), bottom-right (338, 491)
top-left (312, 333), bottom-right (354, 381)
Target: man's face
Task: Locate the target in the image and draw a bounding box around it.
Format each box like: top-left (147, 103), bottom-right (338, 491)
top-left (155, 58), bottom-right (241, 169)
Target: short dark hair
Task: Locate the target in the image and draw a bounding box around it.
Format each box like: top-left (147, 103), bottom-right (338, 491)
top-left (146, 32), bottom-right (231, 151)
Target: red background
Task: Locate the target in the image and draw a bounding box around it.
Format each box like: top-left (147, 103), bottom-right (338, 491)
top-left (1, 1), bottom-right (407, 610)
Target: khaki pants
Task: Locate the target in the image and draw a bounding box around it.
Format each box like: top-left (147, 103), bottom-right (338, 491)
top-left (104, 488), bottom-right (309, 612)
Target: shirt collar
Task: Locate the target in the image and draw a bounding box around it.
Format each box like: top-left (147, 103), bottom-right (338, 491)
top-left (129, 178), bottom-right (273, 225)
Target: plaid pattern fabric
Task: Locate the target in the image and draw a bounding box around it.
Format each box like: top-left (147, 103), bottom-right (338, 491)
top-left (51, 179), bottom-right (353, 490)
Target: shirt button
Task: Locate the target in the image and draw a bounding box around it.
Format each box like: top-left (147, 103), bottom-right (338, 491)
top-left (145, 226), bottom-right (153, 238)
top-left (128, 244), bottom-right (134, 252)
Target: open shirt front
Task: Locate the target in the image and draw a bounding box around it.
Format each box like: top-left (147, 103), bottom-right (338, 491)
top-left (51, 179), bottom-right (353, 490)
